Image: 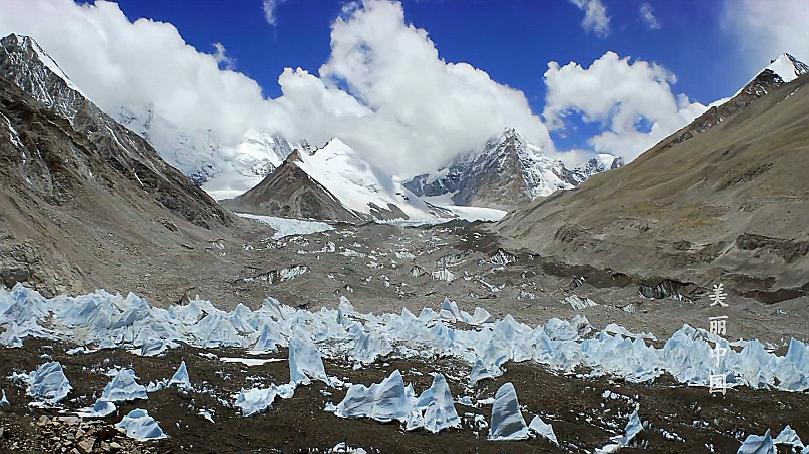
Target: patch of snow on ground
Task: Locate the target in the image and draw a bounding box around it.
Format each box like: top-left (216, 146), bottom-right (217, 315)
top-left (237, 213), bottom-right (334, 238)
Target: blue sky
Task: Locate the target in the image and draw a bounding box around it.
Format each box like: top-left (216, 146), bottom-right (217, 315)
top-left (100, 0), bottom-right (758, 152)
top-left (14, 0), bottom-right (802, 178)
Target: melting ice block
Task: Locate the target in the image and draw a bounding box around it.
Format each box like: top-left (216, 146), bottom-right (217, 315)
top-left (488, 382), bottom-right (529, 441)
top-left (235, 387), bottom-right (278, 417)
top-left (529, 415), bottom-right (558, 446)
top-left (101, 369), bottom-right (147, 402)
top-left (234, 383), bottom-right (296, 417)
top-left (738, 429), bottom-right (775, 454)
top-left (407, 373), bottom-right (461, 433)
top-left (289, 334), bottom-right (327, 384)
top-left (335, 370), bottom-right (414, 423)
top-left (596, 407), bottom-right (644, 453)
top-left (27, 362), bottom-right (71, 404)
top-left (116, 408), bottom-right (167, 441)
top-left (77, 398), bottom-right (117, 418)
top-left (774, 425), bottom-right (804, 448)
top-left (169, 361), bottom-right (191, 390)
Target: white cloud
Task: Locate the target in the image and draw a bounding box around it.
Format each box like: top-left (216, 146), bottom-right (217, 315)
top-left (317, 0), bottom-right (554, 174)
top-left (568, 0), bottom-right (610, 38)
top-left (721, 0), bottom-right (809, 76)
top-left (262, 0), bottom-right (286, 26)
top-left (0, 0), bottom-right (555, 180)
top-left (543, 52), bottom-right (706, 161)
top-left (639, 3), bottom-right (660, 30)
top-left (212, 42), bottom-right (235, 70)
top-left (0, 0), bottom-right (271, 146)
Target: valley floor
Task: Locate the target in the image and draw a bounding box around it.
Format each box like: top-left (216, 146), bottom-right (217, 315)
top-left (1, 218), bottom-right (808, 453)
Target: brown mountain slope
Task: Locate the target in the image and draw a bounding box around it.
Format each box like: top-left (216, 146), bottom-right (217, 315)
top-left (0, 70), bottom-right (243, 299)
top-left (497, 74), bottom-right (809, 303)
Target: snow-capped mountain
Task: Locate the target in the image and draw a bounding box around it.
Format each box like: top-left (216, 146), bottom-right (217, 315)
top-left (0, 34), bottom-right (88, 123)
top-left (116, 105), bottom-right (295, 198)
top-left (224, 139), bottom-right (456, 223)
top-left (0, 33), bottom-right (293, 201)
top-left (567, 153), bottom-right (625, 184)
top-left (763, 52), bottom-right (809, 84)
top-left (405, 128), bottom-right (621, 210)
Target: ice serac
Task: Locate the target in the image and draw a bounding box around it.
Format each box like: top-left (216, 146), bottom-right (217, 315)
top-left (101, 369), bottom-right (148, 402)
top-left (488, 382), bottom-right (530, 441)
top-left (528, 415), bottom-right (559, 445)
top-left (224, 139), bottom-right (455, 223)
top-left (169, 361), bottom-right (191, 390)
top-left (116, 409), bottom-right (168, 441)
top-left (335, 370), bottom-right (414, 423)
top-left (407, 373), bottom-right (461, 433)
top-left (27, 361), bottom-right (71, 404)
top-left (738, 429), bottom-right (775, 454)
top-left (404, 128), bottom-right (621, 210)
top-left (774, 425), bottom-right (804, 449)
top-left (288, 334), bottom-right (328, 384)
top-left (4, 285), bottom-right (809, 398)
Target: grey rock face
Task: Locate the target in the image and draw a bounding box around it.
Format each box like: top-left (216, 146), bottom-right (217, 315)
top-left (405, 128), bottom-right (621, 210)
top-left (0, 33), bottom-right (229, 229)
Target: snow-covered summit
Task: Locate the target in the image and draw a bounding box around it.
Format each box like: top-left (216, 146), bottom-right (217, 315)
top-left (0, 33), bottom-right (88, 121)
top-left (0, 33), bottom-right (293, 199)
top-left (224, 138), bottom-right (455, 223)
top-left (405, 128), bottom-right (621, 210)
top-left (765, 53), bottom-right (809, 83)
top-left (116, 104), bottom-right (295, 198)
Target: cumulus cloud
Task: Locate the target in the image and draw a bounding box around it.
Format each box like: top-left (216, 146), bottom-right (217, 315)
top-left (639, 3), bottom-right (660, 30)
top-left (262, 0), bottom-right (286, 26)
top-left (543, 52), bottom-right (706, 161)
top-left (568, 0), bottom-right (610, 38)
top-left (0, 0), bottom-right (271, 146)
top-left (317, 0), bottom-right (554, 173)
top-left (0, 0), bottom-right (555, 178)
top-left (721, 0), bottom-right (809, 76)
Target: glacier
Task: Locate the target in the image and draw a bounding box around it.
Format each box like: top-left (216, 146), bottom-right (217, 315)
top-left (2, 283), bottom-right (809, 400)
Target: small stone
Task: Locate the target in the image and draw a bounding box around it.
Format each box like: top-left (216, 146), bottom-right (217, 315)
top-left (77, 438), bottom-right (94, 453)
top-left (109, 441), bottom-right (122, 451)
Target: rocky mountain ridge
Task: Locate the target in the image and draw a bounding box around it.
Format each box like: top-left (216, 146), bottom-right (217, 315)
top-left (0, 33), bottom-right (237, 297)
top-left (404, 128), bottom-right (622, 210)
top-left (224, 139), bottom-right (456, 223)
top-left (497, 54), bottom-right (809, 304)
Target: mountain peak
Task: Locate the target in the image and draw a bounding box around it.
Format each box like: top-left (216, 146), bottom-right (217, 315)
top-left (1, 33), bottom-right (84, 96)
top-left (765, 52), bottom-right (809, 83)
